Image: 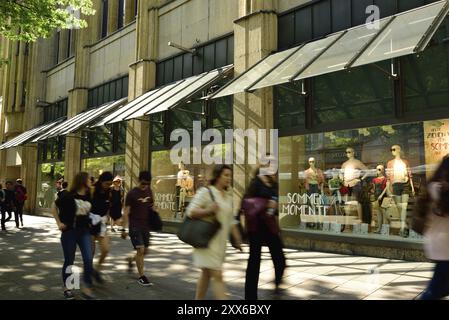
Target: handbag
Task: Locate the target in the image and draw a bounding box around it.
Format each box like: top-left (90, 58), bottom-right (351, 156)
top-left (241, 197), bottom-right (280, 235)
top-left (381, 197), bottom-right (395, 209)
top-left (148, 208), bottom-right (163, 231)
top-left (177, 187), bottom-right (221, 248)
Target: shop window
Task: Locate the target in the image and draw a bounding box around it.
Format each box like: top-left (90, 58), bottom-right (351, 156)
top-left (226, 36), bottom-right (234, 65)
top-left (294, 7), bottom-right (312, 45)
top-left (313, 0), bottom-right (331, 39)
top-left (277, 118), bottom-right (449, 241)
top-left (92, 126), bottom-right (113, 154)
top-left (275, 82), bottom-right (306, 131)
top-left (164, 59), bottom-right (174, 85)
top-left (82, 155), bottom-right (125, 180)
top-left (352, 0), bottom-right (374, 27)
top-left (173, 56), bottom-right (183, 81)
top-left (215, 38), bottom-right (228, 68)
top-left (118, 0), bottom-right (125, 29)
top-left (332, 0), bottom-right (351, 32)
top-left (151, 112), bottom-right (165, 147)
top-left (313, 62), bottom-right (394, 127)
top-left (169, 100), bottom-right (205, 141)
top-left (116, 122), bottom-right (126, 153)
top-left (209, 96), bottom-right (233, 135)
top-left (203, 44), bottom-right (215, 72)
top-left (404, 26), bottom-right (449, 113)
top-left (193, 47), bottom-right (204, 75)
top-left (36, 162), bottom-right (65, 210)
top-left (278, 14), bottom-right (295, 50)
top-left (183, 54), bottom-right (193, 79)
top-left (151, 146), bottom-right (232, 221)
top-left (122, 77), bottom-right (128, 98)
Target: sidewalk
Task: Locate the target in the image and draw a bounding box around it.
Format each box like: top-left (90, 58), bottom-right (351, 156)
top-left (0, 215), bottom-right (435, 300)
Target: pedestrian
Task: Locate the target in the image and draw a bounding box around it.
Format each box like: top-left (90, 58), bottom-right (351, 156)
top-left (90, 171), bottom-right (113, 283)
top-left (0, 183), bottom-right (6, 231)
top-left (57, 181), bottom-right (69, 199)
top-left (51, 172), bottom-right (95, 300)
top-left (242, 156), bottom-right (286, 300)
top-left (417, 156), bottom-right (449, 300)
top-left (120, 171), bottom-right (155, 286)
top-left (3, 181), bottom-right (17, 229)
top-left (186, 164), bottom-right (242, 300)
top-left (14, 178), bottom-right (27, 227)
top-left (110, 176), bottom-right (124, 232)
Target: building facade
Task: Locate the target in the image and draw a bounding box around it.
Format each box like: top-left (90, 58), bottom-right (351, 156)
top-left (1, 0), bottom-right (448, 261)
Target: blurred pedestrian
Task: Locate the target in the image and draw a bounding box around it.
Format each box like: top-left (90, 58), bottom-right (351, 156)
top-left (51, 172), bottom-right (95, 300)
top-left (241, 156), bottom-right (286, 300)
top-left (0, 183), bottom-right (6, 231)
top-left (90, 171), bottom-right (113, 283)
top-left (14, 178), bottom-right (27, 227)
top-left (121, 171), bottom-right (155, 286)
top-left (3, 181), bottom-right (17, 229)
top-left (57, 181), bottom-right (69, 199)
top-left (418, 157), bottom-right (449, 300)
top-left (186, 164), bottom-right (242, 300)
top-left (110, 176), bottom-right (124, 231)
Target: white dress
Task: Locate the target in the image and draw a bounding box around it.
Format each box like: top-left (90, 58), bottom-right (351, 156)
top-left (185, 186), bottom-right (234, 270)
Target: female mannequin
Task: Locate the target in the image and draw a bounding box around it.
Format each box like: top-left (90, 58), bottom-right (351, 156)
top-left (372, 165), bottom-right (388, 233)
top-left (386, 145), bottom-right (415, 237)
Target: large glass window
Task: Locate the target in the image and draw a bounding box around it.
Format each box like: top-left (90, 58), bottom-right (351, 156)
top-left (278, 118), bottom-right (449, 241)
top-left (275, 82), bottom-right (306, 131)
top-left (36, 162), bottom-right (64, 210)
top-left (313, 62), bottom-right (394, 127)
top-left (82, 155), bottom-right (125, 181)
top-left (403, 24), bottom-right (449, 113)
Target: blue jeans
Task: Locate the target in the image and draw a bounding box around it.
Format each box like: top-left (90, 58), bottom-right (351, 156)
top-left (61, 228), bottom-right (93, 288)
top-left (420, 261), bottom-right (449, 300)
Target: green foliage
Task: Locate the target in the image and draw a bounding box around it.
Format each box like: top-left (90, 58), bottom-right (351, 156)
top-left (0, 0), bottom-right (95, 42)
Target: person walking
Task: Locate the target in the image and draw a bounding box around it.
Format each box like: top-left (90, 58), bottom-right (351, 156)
top-left (57, 181), bottom-right (69, 199)
top-left (51, 172), bottom-right (95, 300)
top-left (110, 176), bottom-right (124, 232)
top-left (3, 181), bottom-right (17, 229)
top-left (1, 184), bottom-right (6, 231)
top-left (186, 164), bottom-right (242, 300)
top-left (90, 172), bottom-right (113, 283)
top-left (14, 179), bottom-right (27, 227)
top-left (417, 157), bottom-right (449, 300)
top-left (121, 171), bottom-right (155, 286)
top-left (242, 158), bottom-right (286, 300)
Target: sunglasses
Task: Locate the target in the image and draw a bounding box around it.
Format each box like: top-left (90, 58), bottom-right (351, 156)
top-left (346, 151), bottom-right (353, 154)
top-left (377, 168), bottom-right (382, 171)
top-left (141, 182), bottom-right (151, 186)
top-left (391, 148), bottom-right (397, 151)
top-left (309, 160), bottom-right (315, 163)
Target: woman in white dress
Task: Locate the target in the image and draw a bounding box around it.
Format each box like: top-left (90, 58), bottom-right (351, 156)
top-left (185, 164), bottom-right (242, 300)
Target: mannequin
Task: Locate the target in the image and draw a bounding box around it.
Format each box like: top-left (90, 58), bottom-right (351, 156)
top-left (372, 165), bottom-right (389, 233)
top-left (328, 168), bottom-right (344, 216)
top-left (304, 157), bottom-right (324, 195)
top-left (386, 145), bottom-right (415, 237)
top-left (340, 147), bottom-right (368, 222)
top-left (176, 162), bottom-right (194, 214)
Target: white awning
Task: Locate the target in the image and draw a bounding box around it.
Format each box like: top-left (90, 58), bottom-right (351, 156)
top-left (211, 0), bottom-right (449, 98)
top-left (97, 65), bottom-right (233, 126)
top-left (33, 98), bottom-right (127, 142)
top-left (0, 118), bottom-right (65, 150)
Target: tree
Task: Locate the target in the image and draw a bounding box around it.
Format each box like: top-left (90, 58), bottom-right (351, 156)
top-left (0, 0), bottom-right (95, 42)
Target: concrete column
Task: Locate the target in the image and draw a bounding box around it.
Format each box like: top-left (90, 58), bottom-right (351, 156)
top-left (124, 1), bottom-right (157, 189)
top-left (232, 0), bottom-right (277, 209)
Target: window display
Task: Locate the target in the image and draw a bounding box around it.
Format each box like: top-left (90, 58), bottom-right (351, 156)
top-left (279, 119), bottom-right (449, 240)
top-left (36, 162), bottom-right (64, 210)
top-left (82, 155), bottom-right (125, 181)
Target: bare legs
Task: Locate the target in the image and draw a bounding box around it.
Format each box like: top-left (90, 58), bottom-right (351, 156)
top-left (195, 268), bottom-right (227, 300)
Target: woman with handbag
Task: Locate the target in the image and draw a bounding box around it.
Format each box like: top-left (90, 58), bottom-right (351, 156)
top-left (186, 164), bottom-right (242, 300)
top-left (242, 158), bottom-right (286, 300)
top-left (51, 172), bottom-right (95, 300)
top-left (419, 157), bottom-right (449, 300)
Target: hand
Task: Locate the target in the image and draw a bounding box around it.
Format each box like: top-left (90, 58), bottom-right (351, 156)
top-left (208, 202), bottom-right (219, 215)
top-left (378, 196), bottom-right (383, 201)
top-left (58, 222), bottom-right (66, 231)
top-left (121, 231), bottom-right (128, 239)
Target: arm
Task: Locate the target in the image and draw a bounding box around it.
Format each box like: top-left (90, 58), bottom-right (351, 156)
top-left (185, 188), bottom-right (218, 219)
top-left (407, 160), bottom-right (415, 196)
top-left (51, 202), bottom-right (65, 231)
top-left (360, 161), bottom-right (369, 181)
top-left (120, 205), bottom-right (130, 238)
top-left (230, 224), bottom-right (243, 251)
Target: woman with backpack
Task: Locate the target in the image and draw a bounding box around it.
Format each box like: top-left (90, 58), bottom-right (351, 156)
top-left (241, 156), bottom-right (286, 300)
top-left (417, 156), bottom-right (449, 300)
top-left (51, 172), bottom-right (95, 300)
top-left (185, 164), bottom-right (242, 300)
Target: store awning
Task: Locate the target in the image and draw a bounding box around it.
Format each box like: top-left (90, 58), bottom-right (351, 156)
top-left (211, 0), bottom-right (449, 99)
top-left (0, 118), bottom-right (65, 150)
top-left (33, 98), bottom-right (127, 142)
top-left (96, 64), bottom-right (233, 126)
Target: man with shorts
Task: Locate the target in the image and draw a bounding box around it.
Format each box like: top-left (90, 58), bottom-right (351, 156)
top-left (121, 171), bottom-right (154, 286)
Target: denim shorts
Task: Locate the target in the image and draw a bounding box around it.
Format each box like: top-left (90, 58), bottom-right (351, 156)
top-left (348, 182), bottom-right (363, 201)
top-left (392, 182), bottom-right (411, 196)
top-left (129, 228), bottom-right (150, 249)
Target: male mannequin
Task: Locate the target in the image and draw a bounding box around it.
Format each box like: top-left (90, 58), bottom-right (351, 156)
top-left (304, 157), bottom-right (324, 195)
top-left (340, 147), bottom-right (368, 222)
top-left (176, 163), bottom-right (194, 214)
top-left (386, 145), bottom-right (415, 237)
